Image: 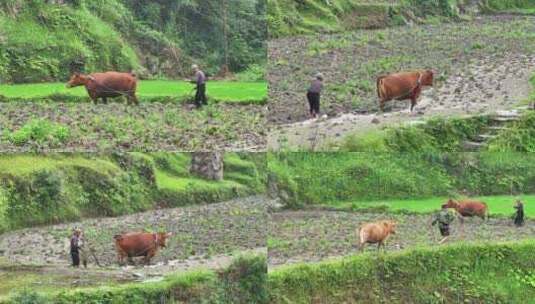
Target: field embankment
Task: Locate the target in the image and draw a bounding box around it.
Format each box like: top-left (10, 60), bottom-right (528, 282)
top-left (269, 241), bottom-right (535, 303)
top-left (0, 153), bottom-right (266, 233)
top-left (268, 152), bottom-right (535, 208)
top-left (1, 254), bottom-right (267, 304)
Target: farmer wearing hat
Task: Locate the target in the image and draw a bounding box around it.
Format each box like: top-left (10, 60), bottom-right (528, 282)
top-left (70, 227), bottom-right (87, 268)
top-left (307, 73), bottom-right (324, 118)
top-left (191, 64), bottom-right (207, 108)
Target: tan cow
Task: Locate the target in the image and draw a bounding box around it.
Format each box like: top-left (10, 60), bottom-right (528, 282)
top-left (114, 232), bottom-right (172, 265)
top-left (358, 220), bottom-right (397, 251)
top-left (377, 70), bottom-right (434, 112)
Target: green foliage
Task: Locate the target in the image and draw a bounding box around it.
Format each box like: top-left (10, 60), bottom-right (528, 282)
top-left (269, 241), bottom-right (535, 303)
top-left (0, 0), bottom-right (266, 83)
top-left (268, 152), bottom-right (535, 208)
top-left (488, 112), bottom-right (535, 152)
top-left (5, 119), bottom-right (70, 147)
top-left (235, 64), bottom-right (266, 82)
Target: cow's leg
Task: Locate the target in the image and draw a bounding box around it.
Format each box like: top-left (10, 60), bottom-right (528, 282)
top-left (410, 97), bottom-right (417, 112)
top-left (102, 97), bottom-right (108, 104)
top-left (132, 94), bottom-right (139, 105)
top-left (379, 99), bottom-right (386, 112)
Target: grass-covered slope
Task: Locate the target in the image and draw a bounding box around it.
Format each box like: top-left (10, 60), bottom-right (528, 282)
top-left (0, 0), bottom-right (266, 83)
top-left (0, 153), bottom-right (266, 233)
top-left (0, 1), bottom-right (140, 83)
top-left (268, 0), bottom-right (535, 38)
top-left (269, 241), bottom-right (535, 303)
top-left (3, 255), bottom-right (267, 304)
top-left (268, 152), bottom-right (535, 208)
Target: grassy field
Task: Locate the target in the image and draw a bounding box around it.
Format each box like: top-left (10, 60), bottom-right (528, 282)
top-left (330, 194), bottom-right (535, 218)
top-left (0, 80), bottom-right (268, 104)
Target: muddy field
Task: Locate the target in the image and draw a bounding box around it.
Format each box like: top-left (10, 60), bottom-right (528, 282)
top-left (0, 102), bottom-right (266, 152)
top-left (268, 210), bottom-right (535, 266)
top-left (267, 15), bottom-right (535, 149)
top-left (0, 196), bottom-right (269, 273)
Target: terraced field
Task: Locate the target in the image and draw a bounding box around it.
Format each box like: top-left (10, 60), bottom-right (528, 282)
top-left (269, 208), bottom-right (535, 266)
top-left (0, 81), bottom-right (267, 152)
top-left (268, 15), bottom-right (535, 150)
top-left (0, 196), bottom-right (270, 299)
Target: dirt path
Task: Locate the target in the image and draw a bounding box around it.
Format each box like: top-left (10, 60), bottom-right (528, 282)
top-left (267, 15), bottom-right (535, 150)
top-left (268, 210), bottom-right (535, 267)
top-left (0, 196), bottom-right (270, 269)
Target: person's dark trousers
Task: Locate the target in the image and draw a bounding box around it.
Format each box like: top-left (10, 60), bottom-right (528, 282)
top-left (71, 250), bottom-right (80, 267)
top-left (195, 84), bottom-right (207, 108)
top-left (307, 92), bottom-right (320, 116)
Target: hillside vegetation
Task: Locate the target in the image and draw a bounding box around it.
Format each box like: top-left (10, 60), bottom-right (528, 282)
top-left (0, 153), bottom-right (266, 233)
top-left (268, 0), bottom-right (535, 37)
top-left (0, 0), bottom-right (266, 83)
top-left (269, 241), bottom-right (535, 303)
top-left (268, 152), bottom-right (535, 208)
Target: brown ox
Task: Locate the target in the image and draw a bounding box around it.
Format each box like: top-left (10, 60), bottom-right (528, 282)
top-left (376, 70), bottom-right (434, 112)
top-left (442, 199), bottom-right (488, 222)
top-left (114, 232), bottom-right (172, 265)
top-left (66, 71), bottom-right (138, 105)
top-left (358, 220), bottom-right (396, 251)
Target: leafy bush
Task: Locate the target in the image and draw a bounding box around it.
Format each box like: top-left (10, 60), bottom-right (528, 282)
top-left (236, 64), bottom-right (266, 82)
top-left (6, 119), bottom-right (70, 147)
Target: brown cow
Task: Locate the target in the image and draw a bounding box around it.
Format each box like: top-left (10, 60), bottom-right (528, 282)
top-left (66, 71), bottom-right (138, 105)
top-left (114, 232), bottom-right (172, 265)
top-left (376, 70), bottom-right (434, 112)
top-left (442, 198), bottom-right (488, 222)
top-left (358, 220), bottom-right (396, 251)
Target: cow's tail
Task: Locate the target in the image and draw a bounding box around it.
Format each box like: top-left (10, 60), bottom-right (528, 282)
top-left (357, 227), bottom-right (365, 251)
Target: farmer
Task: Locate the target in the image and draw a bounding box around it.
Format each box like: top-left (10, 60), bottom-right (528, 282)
top-left (307, 73), bottom-right (323, 119)
top-left (191, 64), bottom-right (207, 108)
top-left (513, 199), bottom-right (525, 227)
top-left (70, 228), bottom-right (88, 268)
top-left (431, 205), bottom-right (456, 244)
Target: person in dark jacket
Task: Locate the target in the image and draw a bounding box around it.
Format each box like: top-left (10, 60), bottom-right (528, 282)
top-left (513, 199), bottom-right (525, 227)
top-left (70, 228), bottom-right (82, 267)
top-left (191, 64), bottom-right (207, 108)
top-left (307, 73), bottom-right (323, 119)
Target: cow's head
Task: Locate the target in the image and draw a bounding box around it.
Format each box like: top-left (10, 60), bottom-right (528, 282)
top-left (421, 70), bottom-right (434, 86)
top-left (382, 220), bottom-right (397, 234)
top-left (442, 199), bottom-right (458, 209)
top-left (66, 73), bottom-right (92, 88)
top-left (156, 232), bottom-right (172, 248)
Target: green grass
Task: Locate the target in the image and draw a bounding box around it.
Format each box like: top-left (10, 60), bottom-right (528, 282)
top-left (269, 241), bottom-right (535, 303)
top-left (329, 194), bottom-right (535, 218)
top-left (0, 80), bottom-right (268, 104)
